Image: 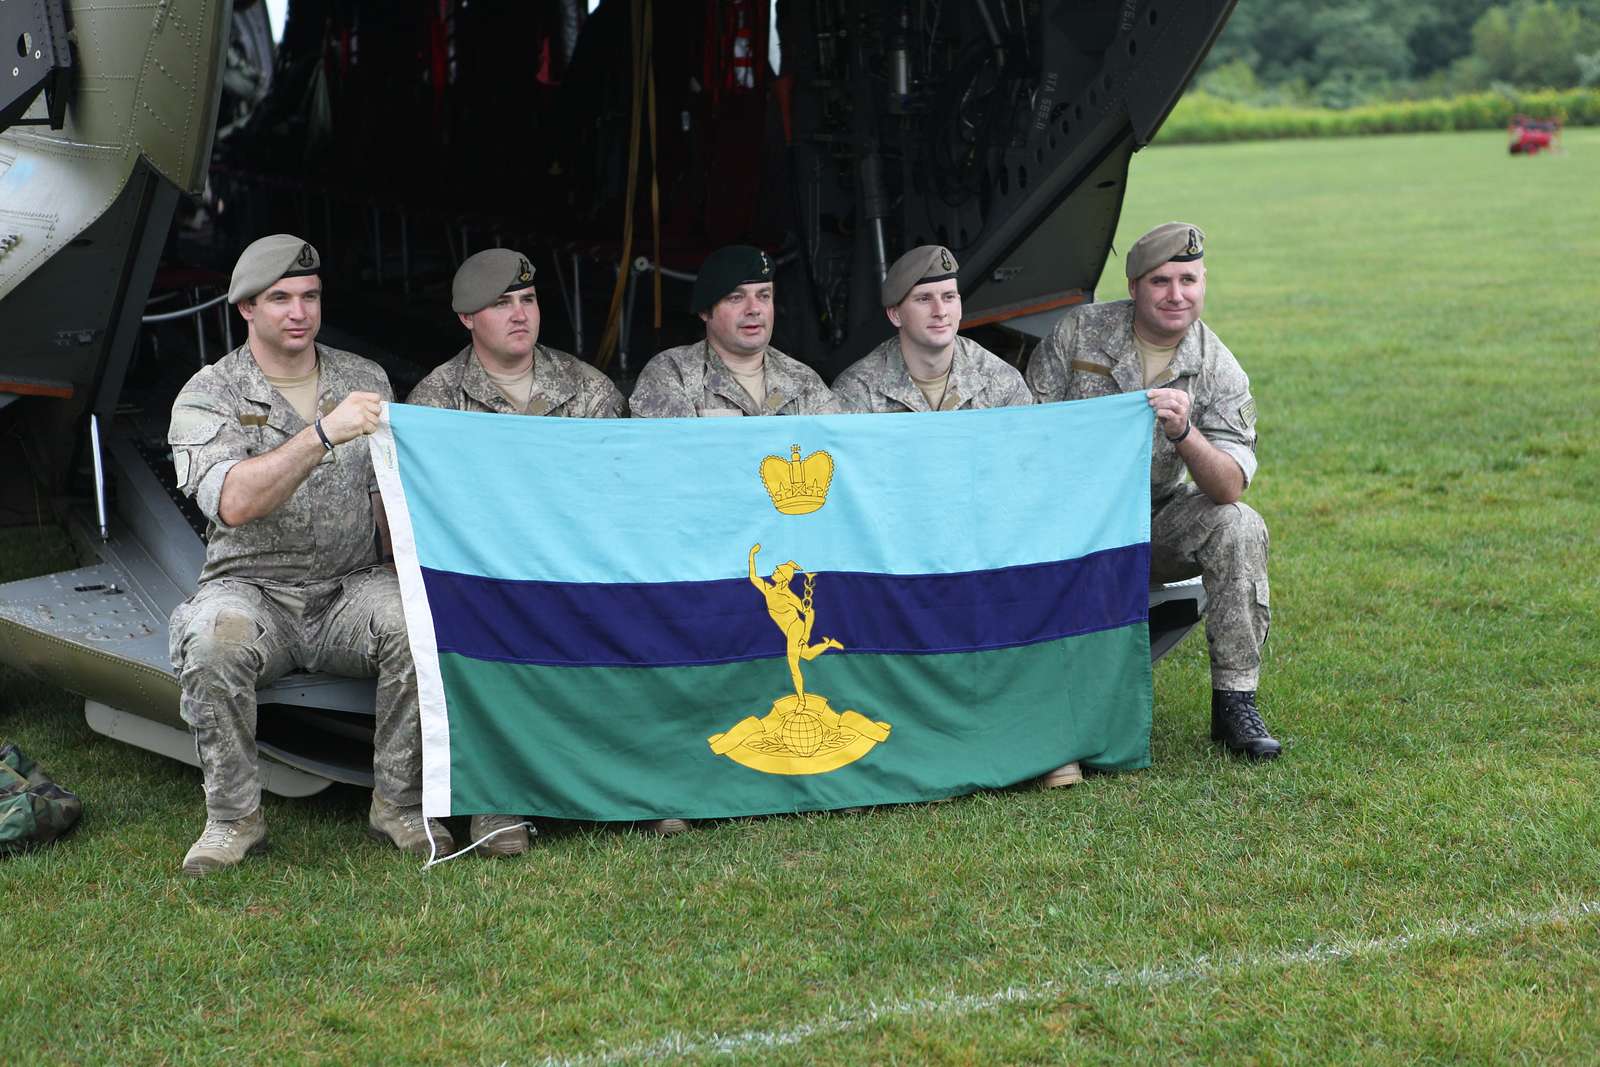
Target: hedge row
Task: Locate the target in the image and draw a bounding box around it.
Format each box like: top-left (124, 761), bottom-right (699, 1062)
top-left (1158, 88), bottom-right (1600, 144)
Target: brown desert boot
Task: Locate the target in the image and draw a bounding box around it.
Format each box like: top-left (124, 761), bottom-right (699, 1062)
top-left (181, 807), bottom-right (267, 876)
top-left (369, 795), bottom-right (457, 856)
top-left (469, 813), bottom-right (531, 857)
top-left (1037, 761), bottom-right (1084, 788)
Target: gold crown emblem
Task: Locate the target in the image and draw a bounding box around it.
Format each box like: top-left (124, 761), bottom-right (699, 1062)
top-left (759, 444), bottom-right (833, 515)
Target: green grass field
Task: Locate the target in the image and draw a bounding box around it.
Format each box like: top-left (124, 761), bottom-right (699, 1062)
top-left (3, 129), bottom-right (1599, 1065)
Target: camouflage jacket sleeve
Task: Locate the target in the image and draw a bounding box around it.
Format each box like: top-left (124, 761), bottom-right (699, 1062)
top-left (796, 376), bottom-right (842, 415)
top-left (993, 364), bottom-right (1035, 408)
top-left (572, 370), bottom-right (628, 418)
top-left (627, 351), bottom-right (697, 418)
top-left (1192, 332), bottom-right (1258, 488)
top-left (1024, 312), bottom-right (1081, 403)
top-left (979, 350), bottom-right (1043, 412)
top-left (830, 366), bottom-right (874, 414)
top-left (168, 372), bottom-right (250, 526)
top-left (404, 364), bottom-right (457, 409)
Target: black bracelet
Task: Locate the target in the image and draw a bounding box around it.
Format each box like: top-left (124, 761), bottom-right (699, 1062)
top-left (314, 418), bottom-right (335, 452)
top-left (1165, 417), bottom-right (1191, 444)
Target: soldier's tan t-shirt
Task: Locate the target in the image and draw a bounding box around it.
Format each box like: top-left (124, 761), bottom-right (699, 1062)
top-left (909, 367), bottom-right (951, 411)
top-left (484, 360), bottom-right (536, 411)
top-left (262, 367), bottom-right (320, 425)
top-left (727, 356), bottom-right (767, 407)
top-left (1135, 333), bottom-right (1178, 387)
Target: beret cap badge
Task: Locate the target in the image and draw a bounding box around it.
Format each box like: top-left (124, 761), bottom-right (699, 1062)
top-left (690, 245), bottom-right (774, 313)
top-left (228, 233), bottom-right (320, 303)
top-left (1125, 221), bottom-right (1206, 279)
top-left (880, 244), bottom-right (960, 306)
top-left (451, 248), bottom-right (537, 313)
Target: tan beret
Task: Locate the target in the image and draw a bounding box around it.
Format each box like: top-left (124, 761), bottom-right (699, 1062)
top-left (1125, 222), bottom-right (1205, 280)
top-left (229, 234), bottom-right (320, 303)
top-left (881, 245), bottom-right (958, 306)
top-left (452, 249), bottom-right (537, 314)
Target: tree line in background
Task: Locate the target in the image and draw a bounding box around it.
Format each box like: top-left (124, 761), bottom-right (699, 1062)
top-left (1201, 0), bottom-right (1600, 108)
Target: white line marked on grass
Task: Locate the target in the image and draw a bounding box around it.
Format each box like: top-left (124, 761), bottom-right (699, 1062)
top-left (534, 898), bottom-right (1600, 1066)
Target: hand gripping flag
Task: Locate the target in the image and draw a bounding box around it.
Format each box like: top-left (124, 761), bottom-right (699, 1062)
top-left (371, 394), bottom-right (1154, 821)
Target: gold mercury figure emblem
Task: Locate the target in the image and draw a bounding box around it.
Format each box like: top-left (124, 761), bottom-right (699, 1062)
top-left (709, 444), bottom-right (891, 774)
top-left (707, 544), bottom-right (892, 775)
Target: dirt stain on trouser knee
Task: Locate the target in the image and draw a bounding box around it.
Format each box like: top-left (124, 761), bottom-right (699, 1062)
top-left (211, 611), bottom-right (256, 644)
top-left (173, 604), bottom-right (276, 821)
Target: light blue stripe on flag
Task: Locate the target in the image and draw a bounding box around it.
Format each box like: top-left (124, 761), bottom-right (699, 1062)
top-left (387, 393), bottom-right (1153, 585)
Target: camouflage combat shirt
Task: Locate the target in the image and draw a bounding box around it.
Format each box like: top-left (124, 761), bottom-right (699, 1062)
top-left (169, 342), bottom-right (390, 587)
top-left (1025, 300), bottom-right (1258, 502)
top-left (628, 341), bottom-right (840, 417)
top-left (832, 335), bottom-right (1033, 413)
top-left (405, 343), bottom-right (626, 417)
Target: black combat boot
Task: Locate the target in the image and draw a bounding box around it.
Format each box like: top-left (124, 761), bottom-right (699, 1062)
top-left (1210, 690), bottom-right (1281, 760)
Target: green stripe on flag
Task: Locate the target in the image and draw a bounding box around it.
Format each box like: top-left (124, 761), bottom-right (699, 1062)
top-left (438, 624), bottom-right (1151, 819)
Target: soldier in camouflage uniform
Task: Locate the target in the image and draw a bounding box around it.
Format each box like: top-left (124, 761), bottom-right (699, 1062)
top-left (629, 245), bottom-right (838, 419)
top-left (628, 245), bottom-right (835, 832)
top-left (407, 249), bottom-right (625, 419)
top-left (406, 249), bottom-right (622, 856)
top-left (833, 247), bottom-right (1080, 789)
top-left (168, 234), bottom-right (452, 876)
top-left (1025, 222), bottom-right (1280, 760)
top-left (833, 245), bottom-right (1032, 413)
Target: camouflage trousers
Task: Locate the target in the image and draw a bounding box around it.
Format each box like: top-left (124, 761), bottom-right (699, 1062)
top-left (1150, 485), bottom-right (1270, 692)
top-left (168, 566), bottom-right (421, 820)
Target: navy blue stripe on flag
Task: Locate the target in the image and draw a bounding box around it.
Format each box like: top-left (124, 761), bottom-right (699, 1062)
top-left (421, 543), bottom-right (1149, 668)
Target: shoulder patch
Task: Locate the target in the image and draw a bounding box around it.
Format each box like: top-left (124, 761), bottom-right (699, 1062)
top-left (1240, 397), bottom-right (1257, 427)
top-left (168, 400), bottom-right (228, 446)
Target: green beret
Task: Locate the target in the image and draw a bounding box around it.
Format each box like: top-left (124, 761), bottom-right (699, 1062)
top-left (881, 244), bottom-right (958, 306)
top-left (1125, 222), bottom-right (1205, 280)
top-left (229, 234), bottom-right (320, 303)
top-left (690, 245), bottom-right (773, 314)
top-left (452, 249), bottom-right (537, 314)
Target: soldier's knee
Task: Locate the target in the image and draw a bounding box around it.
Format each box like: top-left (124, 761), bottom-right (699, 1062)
top-left (179, 610), bottom-right (263, 682)
top-left (1206, 499), bottom-right (1257, 530)
top-left (368, 595), bottom-right (413, 666)
top-left (1200, 502), bottom-right (1268, 573)
top-left (368, 594), bottom-right (406, 638)
top-left (1209, 502), bottom-right (1260, 543)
